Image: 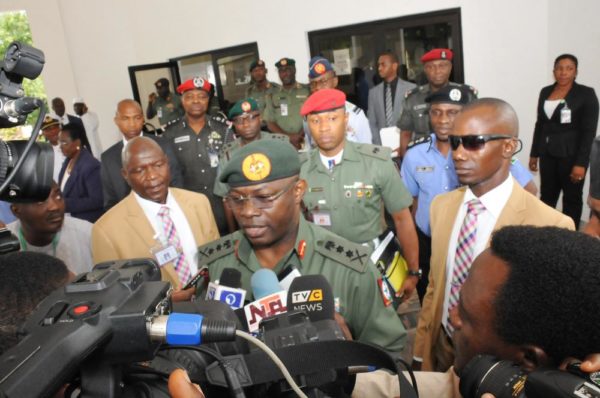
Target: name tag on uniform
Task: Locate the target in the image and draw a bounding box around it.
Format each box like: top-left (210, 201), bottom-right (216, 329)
top-left (151, 244), bottom-right (179, 267)
top-left (157, 107), bottom-right (163, 118)
top-left (280, 103), bottom-right (288, 116)
top-left (174, 136), bottom-right (190, 144)
top-left (416, 166), bottom-right (434, 172)
top-left (209, 152), bottom-right (219, 168)
top-left (414, 104), bottom-right (428, 110)
top-left (312, 211), bottom-right (332, 226)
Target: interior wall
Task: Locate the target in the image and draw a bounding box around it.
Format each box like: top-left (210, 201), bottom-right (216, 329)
top-left (1, 0), bottom-right (598, 216)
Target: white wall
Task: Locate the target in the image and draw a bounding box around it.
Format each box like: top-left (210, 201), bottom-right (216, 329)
top-left (2, 0), bottom-right (599, 214)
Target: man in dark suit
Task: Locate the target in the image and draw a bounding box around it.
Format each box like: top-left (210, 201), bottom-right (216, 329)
top-left (101, 99), bottom-right (183, 210)
top-left (367, 51), bottom-right (415, 146)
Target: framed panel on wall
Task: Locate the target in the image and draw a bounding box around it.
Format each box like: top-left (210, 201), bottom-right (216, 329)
top-left (308, 8), bottom-right (463, 111)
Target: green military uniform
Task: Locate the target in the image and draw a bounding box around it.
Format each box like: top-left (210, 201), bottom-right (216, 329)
top-left (300, 141), bottom-right (413, 244)
top-left (245, 81), bottom-right (280, 116)
top-left (164, 115), bottom-right (233, 233)
top-left (198, 217), bottom-right (407, 352)
top-left (397, 82), bottom-right (478, 141)
top-left (148, 92), bottom-right (184, 126)
top-left (213, 131), bottom-right (289, 197)
top-left (263, 83), bottom-right (310, 134)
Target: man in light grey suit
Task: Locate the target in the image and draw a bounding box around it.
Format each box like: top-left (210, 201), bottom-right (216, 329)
top-left (367, 51), bottom-right (416, 146)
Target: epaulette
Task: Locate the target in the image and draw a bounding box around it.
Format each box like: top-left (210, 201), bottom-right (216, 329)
top-left (265, 132), bottom-right (289, 142)
top-left (407, 135), bottom-right (432, 149)
top-left (356, 144), bottom-right (391, 160)
top-left (351, 105), bottom-right (362, 115)
top-left (315, 236), bottom-right (369, 273)
top-left (163, 117), bottom-right (183, 131)
top-left (210, 114), bottom-right (228, 125)
top-left (197, 235), bottom-right (236, 266)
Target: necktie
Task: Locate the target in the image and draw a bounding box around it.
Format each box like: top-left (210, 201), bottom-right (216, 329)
top-left (327, 159), bottom-right (335, 171)
top-left (385, 84), bottom-right (394, 127)
top-left (158, 206), bottom-right (191, 285)
top-left (447, 199), bottom-right (486, 334)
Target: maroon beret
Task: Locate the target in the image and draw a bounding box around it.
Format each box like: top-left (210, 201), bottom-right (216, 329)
top-left (177, 77), bottom-right (212, 94)
top-left (421, 48), bottom-right (454, 63)
top-left (300, 88), bottom-right (346, 116)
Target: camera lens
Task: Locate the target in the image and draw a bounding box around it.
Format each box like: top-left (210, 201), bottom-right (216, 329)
top-left (459, 355), bottom-right (528, 398)
top-left (0, 140), bottom-right (53, 202)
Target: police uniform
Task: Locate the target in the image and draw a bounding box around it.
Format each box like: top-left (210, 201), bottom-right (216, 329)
top-left (263, 58), bottom-right (310, 134)
top-left (397, 82), bottom-right (477, 141)
top-left (149, 92), bottom-right (184, 126)
top-left (201, 138), bottom-right (407, 352)
top-left (164, 77), bottom-right (234, 234)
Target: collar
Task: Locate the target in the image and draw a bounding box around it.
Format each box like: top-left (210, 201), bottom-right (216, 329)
top-left (122, 132), bottom-right (144, 148)
top-left (308, 140), bottom-right (360, 173)
top-left (463, 174), bottom-right (514, 219)
top-left (234, 217), bottom-right (315, 273)
top-left (133, 189), bottom-right (174, 215)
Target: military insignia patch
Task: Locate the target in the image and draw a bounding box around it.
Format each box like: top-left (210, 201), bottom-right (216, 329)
top-left (242, 153), bottom-right (272, 181)
top-left (378, 277), bottom-right (393, 307)
top-left (449, 88), bottom-right (462, 101)
top-left (314, 62), bottom-right (326, 75)
top-left (241, 101), bottom-right (252, 112)
top-left (344, 190), bottom-right (352, 198)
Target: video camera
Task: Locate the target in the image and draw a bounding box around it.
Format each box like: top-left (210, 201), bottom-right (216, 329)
top-left (460, 354), bottom-right (600, 398)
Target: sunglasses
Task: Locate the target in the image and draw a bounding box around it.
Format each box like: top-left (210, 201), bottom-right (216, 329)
top-left (449, 134), bottom-right (514, 151)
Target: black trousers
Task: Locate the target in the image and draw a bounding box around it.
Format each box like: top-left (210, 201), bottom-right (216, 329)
top-left (539, 155), bottom-right (584, 229)
top-left (416, 227), bottom-right (431, 303)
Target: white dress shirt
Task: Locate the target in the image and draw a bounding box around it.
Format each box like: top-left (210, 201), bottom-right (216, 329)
top-left (134, 190), bottom-right (198, 275)
top-left (441, 175), bottom-right (514, 333)
top-left (51, 144), bottom-right (66, 183)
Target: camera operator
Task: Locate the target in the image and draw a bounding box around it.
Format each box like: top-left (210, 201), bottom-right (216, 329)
top-left (352, 225), bottom-right (600, 397)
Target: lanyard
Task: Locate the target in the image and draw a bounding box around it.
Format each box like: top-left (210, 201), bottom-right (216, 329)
top-left (18, 228), bottom-right (60, 257)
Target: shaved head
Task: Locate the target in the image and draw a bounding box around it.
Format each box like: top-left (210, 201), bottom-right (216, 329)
top-left (459, 98), bottom-right (519, 137)
top-left (116, 99), bottom-right (142, 116)
top-left (122, 136), bottom-right (163, 168)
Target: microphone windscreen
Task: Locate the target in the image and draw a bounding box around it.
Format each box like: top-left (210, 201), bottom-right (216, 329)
top-left (250, 268), bottom-right (282, 300)
top-left (287, 274), bottom-right (335, 322)
top-left (219, 268), bottom-right (242, 288)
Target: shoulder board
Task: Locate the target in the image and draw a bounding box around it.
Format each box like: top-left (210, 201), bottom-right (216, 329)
top-left (197, 235), bottom-right (236, 266)
top-left (270, 81), bottom-right (281, 88)
top-left (404, 88), bottom-right (416, 98)
top-left (163, 117), bottom-right (183, 131)
top-left (357, 144), bottom-right (391, 160)
top-left (407, 135), bottom-right (432, 149)
top-left (210, 114), bottom-right (228, 125)
top-left (352, 105), bottom-right (362, 115)
top-left (264, 132), bottom-right (289, 141)
top-left (219, 140), bottom-right (238, 157)
top-left (315, 236), bottom-right (369, 273)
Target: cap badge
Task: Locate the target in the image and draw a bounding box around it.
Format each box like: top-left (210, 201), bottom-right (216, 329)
top-left (314, 62), bottom-right (326, 75)
top-left (280, 58), bottom-right (288, 66)
top-left (241, 101), bottom-right (252, 112)
top-left (441, 51), bottom-right (447, 59)
top-left (156, 82), bottom-right (162, 88)
top-left (242, 153), bottom-right (272, 181)
top-left (193, 77), bottom-right (205, 88)
top-left (449, 88), bottom-right (462, 101)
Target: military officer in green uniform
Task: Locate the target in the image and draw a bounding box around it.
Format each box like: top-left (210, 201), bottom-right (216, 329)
top-left (199, 139), bottom-right (407, 352)
top-left (263, 57), bottom-right (310, 150)
top-left (214, 97), bottom-right (288, 232)
top-left (245, 59), bottom-right (279, 121)
top-left (164, 77), bottom-right (233, 235)
top-left (300, 88), bottom-right (421, 299)
top-left (146, 77), bottom-right (184, 127)
top-left (398, 48), bottom-right (477, 157)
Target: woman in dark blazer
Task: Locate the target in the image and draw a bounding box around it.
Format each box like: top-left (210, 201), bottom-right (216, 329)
top-left (58, 123), bottom-right (104, 223)
top-left (529, 53), bottom-right (599, 229)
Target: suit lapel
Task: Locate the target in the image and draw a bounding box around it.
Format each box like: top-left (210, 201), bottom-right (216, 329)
top-left (491, 181), bottom-right (526, 243)
top-left (436, 189), bottom-right (464, 262)
top-left (122, 193), bottom-right (158, 249)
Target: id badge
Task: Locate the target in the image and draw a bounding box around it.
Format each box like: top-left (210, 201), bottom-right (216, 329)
top-left (312, 211), bottom-right (332, 226)
top-left (561, 107), bottom-right (571, 124)
top-left (157, 107), bottom-right (163, 119)
top-left (209, 152), bottom-right (219, 168)
top-left (280, 103), bottom-right (288, 116)
top-left (151, 243), bottom-right (179, 267)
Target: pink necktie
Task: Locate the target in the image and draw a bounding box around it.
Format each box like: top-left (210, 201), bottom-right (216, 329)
top-left (447, 199), bottom-right (485, 334)
top-left (158, 206), bottom-right (191, 285)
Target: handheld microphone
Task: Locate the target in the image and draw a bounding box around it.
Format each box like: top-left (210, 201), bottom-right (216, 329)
top-left (243, 269), bottom-right (287, 333)
top-left (205, 268), bottom-right (246, 310)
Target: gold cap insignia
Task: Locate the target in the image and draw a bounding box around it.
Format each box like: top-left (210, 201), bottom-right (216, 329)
top-left (242, 153), bottom-right (271, 181)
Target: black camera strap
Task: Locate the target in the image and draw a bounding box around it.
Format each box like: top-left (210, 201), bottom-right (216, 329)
top-left (206, 340), bottom-right (417, 398)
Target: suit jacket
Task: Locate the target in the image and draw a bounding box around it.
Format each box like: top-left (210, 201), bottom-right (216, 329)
top-left (367, 78), bottom-right (416, 145)
top-left (92, 188), bottom-right (220, 289)
top-left (414, 181), bottom-right (575, 370)
top-left (100, 134), bottom-right (184, 210)
top-left (530, 82), bottom-right (599, 166)
top-left (58, 148), bottom-right (104, 223)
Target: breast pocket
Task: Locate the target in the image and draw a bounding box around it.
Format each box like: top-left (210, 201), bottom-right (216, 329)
top-left (415, 166), bottom-right (436, 186)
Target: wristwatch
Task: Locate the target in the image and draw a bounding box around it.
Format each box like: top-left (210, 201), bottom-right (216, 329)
top-left (407, 269), bottom-right (422, 279)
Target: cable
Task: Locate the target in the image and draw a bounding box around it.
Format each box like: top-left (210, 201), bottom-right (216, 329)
top-left (396, 357), bottom-right (419, 398)
top-left (235, 330), bottom-right (308, 398)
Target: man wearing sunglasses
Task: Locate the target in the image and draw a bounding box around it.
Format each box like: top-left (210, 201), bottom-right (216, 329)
top-left (413, 98), bottom-right (575, 372)
top-left (401, 86), bottom-right (536, 303)
top-left (213, 98), bottom-right (288, 232)
top-left (198, 139), bottom-right (407, 352)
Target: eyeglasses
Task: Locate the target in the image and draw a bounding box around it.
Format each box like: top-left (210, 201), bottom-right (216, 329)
top-left (232, 113), bottom-right (260, 126)
top-left (224, 180), bottom-right (296, 210)
top-left (449, 134), bottom-right (514, 151)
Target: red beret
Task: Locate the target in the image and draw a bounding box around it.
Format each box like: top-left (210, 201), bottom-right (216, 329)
top-left (421, 48), bottom-right (454, 63)
top-left (300, 88), bottom-right (346, 116)
top-left (177, 77), bottom-right (212, 94)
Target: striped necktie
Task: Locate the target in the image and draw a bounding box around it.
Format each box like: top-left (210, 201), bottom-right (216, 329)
top-left (447, 199), bottom-right (486, 334)
top-left (158, 206), bottom-right (191, 285)
top-left (385, 83), bottom-right (394, 127)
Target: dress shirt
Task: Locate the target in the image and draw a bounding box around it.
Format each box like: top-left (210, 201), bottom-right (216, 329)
top-left (134, 190), bottom-right (198, 275)
top-left (441, 175), bottom-right (514, 333)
